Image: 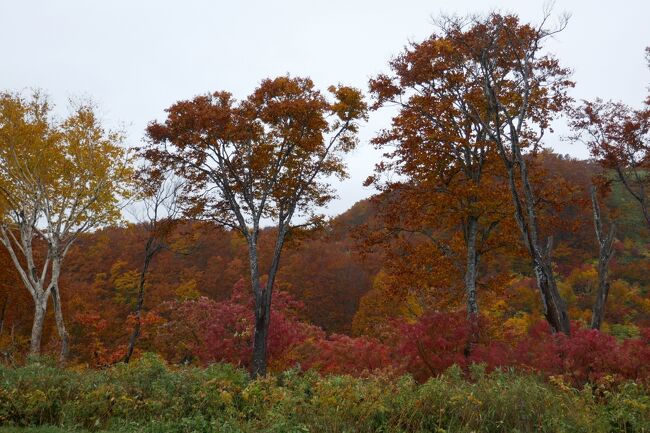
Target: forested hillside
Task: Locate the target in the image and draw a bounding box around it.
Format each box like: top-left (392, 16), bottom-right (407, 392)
top-left (1, 152), bottom-right (650, 373)
top-left (2, 8), bottom-right (650, 432)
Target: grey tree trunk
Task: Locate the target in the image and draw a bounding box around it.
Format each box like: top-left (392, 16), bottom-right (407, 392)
top-left (500, 140), bottom-right (570, 334)
top-left (248, 235), bottom-right (266, 377)
top-left (590, 186), bottom-right (615, 330)
top-left (125, 236), bottom-right (156, 364)
top-left (251, 297), bottom-right (270, 377)
top-left (512, 142), bottom-right (570, 334)
top-left (532, 259), bottom-right (570, 334)
top-left (591, 261), bottom-right (612, 331)
top-left (1, 225), bottom-right (66, 359)
top-left (29, 297), bottom-right (48, 358)
top-left (250, 226), bottom-right (287, 378)
top-left (464, 215), bottom-right (480, 346)
top-left (51, 284), bottom-right (69, 361)
top-left (477, 45), bottom-right (571, 335)
top-left (0, 295), bottom-right (8, 336)
top-left (503, 161), bottom-right (570, 334)
top-left (464, 216), bottom-right (480, 316)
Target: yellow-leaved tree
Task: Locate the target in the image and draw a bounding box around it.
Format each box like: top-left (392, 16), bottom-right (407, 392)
top-left (0, 91), bottom-right (133, 360)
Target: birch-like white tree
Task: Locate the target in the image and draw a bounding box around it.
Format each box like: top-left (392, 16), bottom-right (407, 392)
top-left (0, 91), bottom-right (132, 359)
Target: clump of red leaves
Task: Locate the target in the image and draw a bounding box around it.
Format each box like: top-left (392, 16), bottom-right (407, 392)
top-left (141, 283), bottom-right (650, 386)
top-left (394, 311), bottom-right (650, 386)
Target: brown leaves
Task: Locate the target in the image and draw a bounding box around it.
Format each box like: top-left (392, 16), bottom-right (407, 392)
top-left (144, 76), bottom-right (367, 233)
top-left (571, 99), bottom-right (650, 170)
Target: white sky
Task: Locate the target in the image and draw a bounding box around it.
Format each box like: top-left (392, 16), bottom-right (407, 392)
top-left (1, 0), bottom-right (648, 216)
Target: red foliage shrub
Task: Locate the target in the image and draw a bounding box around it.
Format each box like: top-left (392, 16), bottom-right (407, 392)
top-left (395, 311), bottom-right (471, 382)
top-left (468, 342), bottom-right (511, 372)
top-left (134, 278), bottom-right (650, 386)
top-left (392, 312), bottom-right (650, 387)
top-left (286, 334), bottom-right (392, 375)
top-left (508, 321), bottom-right (563, 376)
top-left (508, 323), bottom-right (650, 385)
top-left (618, 334), bottom-right (650, 380)
top-left (557, 327), bottom-right (622, 384)
top-left (148, 279), bottom-right (322, 368)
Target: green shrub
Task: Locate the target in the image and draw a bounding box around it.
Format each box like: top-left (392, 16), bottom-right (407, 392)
top-left (2, 355), bottom-right (650, 432)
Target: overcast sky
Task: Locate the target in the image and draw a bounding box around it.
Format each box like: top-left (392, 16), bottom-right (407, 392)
top-left (1, 0), bottom-right (648, 216)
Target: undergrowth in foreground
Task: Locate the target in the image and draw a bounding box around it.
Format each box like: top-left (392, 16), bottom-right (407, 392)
top-left (1, 353), bottom-right (650, 433)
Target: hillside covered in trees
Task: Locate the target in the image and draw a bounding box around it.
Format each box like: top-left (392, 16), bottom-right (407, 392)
top-left (2, 151), bottom-right (650, 378)
top-left (1, 7), bottom-right (650, 432)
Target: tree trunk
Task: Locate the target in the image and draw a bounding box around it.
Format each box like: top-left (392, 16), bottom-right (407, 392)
top-left (250, 227), bottom-right (287, 378)
top-left (480, 53), bottom-right (571, 334)
top-left (251, 299), bottom-right (270, 377)
top-left (464, 215), bottom-right (480, 348)
top-left (513, 139), bottom-right (570, 335)
top-left (51, 284), bottom-right (69, 361)
top-left (532, 259), bottom-right (570, 334)
top-left (501, 139), bottom-right (570, 334)
top-left (125, 237), bottom-right (156, 364)
top-left (0, 295), bottom-right (8, 336)
top-left (248, 235), bottom-right (266, 378)
top-left (29, 296), bottom-right (48, 358)
top-left (591, 263), bottom-right (611, 330)
top-left (590, 186), bottom-right (615, 330)
top-left (124, 295), bottom-right (143, 364)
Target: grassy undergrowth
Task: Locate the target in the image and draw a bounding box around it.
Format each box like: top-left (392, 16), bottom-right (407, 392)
top-left (2, 353), bottom-right (650, 432)
top-left (0, 429), bottom-right (97, 433)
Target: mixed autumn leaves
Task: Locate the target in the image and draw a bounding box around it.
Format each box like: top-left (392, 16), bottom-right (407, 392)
top-left (1, 12), bottom-right (650, 384)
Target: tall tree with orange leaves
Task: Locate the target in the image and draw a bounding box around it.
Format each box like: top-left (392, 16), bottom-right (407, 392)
top-left (368, 30), bottom-right (516, 338)
top-left (144, 76), bottom-right (367, 376)
top-left (378, 12), bottom-right (575, 333)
